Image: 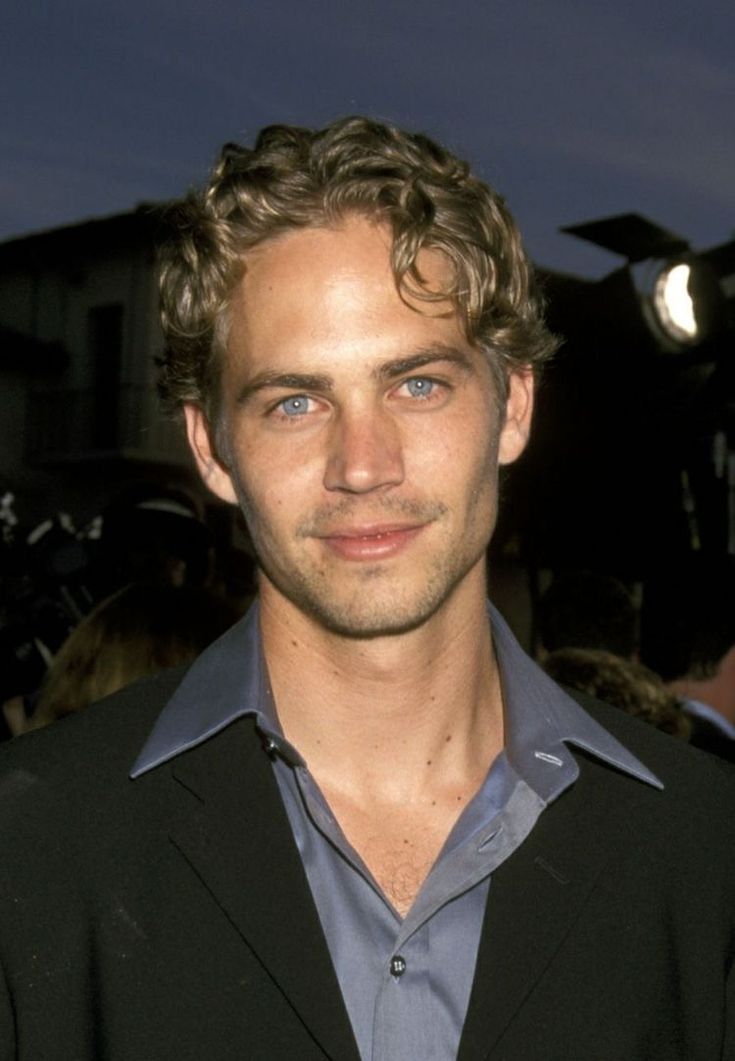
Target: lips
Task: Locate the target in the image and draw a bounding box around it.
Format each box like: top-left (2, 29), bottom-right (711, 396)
top-left (318, 523), bottom-right (425, 561)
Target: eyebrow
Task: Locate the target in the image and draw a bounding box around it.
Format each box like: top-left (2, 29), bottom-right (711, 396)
top-left (375, 347), bottom-right (474, 380)
top-left (236, 372), bottom-right (334, 405)
top-left (235, 346), bottom-right (475, 405)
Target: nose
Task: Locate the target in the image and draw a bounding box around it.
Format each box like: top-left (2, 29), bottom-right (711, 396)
top-left (323, 406), bottom-right (405, 494)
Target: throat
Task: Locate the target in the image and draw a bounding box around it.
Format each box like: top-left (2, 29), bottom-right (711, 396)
top-left (318, 768), bottom-right (494, 917)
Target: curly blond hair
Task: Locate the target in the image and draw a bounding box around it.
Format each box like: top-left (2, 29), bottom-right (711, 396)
top-left (157, 116), bottom-right (558, 423)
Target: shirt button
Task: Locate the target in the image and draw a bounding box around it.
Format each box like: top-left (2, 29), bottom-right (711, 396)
top-left (390, 955), bottom-right (407, 978)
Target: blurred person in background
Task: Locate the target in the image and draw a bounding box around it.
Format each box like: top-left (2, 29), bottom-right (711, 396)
top-left (28, 583), bottom-right (241, 732)
top-left (535, 570), bottom-right (638, 661)
top-left (643, 558), bottom-right (735, 763)
top-left (543, 647), bottom-right (691, 741)
top-left (0, 488), bottom-right (226, 739)
top-left (92, 484), bottom-right (214, 596)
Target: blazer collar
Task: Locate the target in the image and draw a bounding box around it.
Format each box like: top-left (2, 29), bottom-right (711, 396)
top-left (458, 746), bottom-right (650, 1061)
top-left (164, 714), bottom-right (361, 1061)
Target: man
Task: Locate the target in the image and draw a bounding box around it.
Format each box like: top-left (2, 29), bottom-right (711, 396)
top-left (643, 559), bottom-right (735, 763)
top-left (1, 118), bottom-right (734, 1060)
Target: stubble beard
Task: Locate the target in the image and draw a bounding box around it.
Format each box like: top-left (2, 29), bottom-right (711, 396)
top-left (233, 487), bottom-right (495, 640)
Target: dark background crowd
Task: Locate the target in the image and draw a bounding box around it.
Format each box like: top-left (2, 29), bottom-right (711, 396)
top-left (0, 483), bottom-right (256, 738)
top-left (3, 477), bottom-right (734, 767)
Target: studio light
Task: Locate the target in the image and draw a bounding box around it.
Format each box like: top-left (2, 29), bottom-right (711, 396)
top-left (562, 213), bottom-right (730, 354)
top-left (653, 262), bottom-right (697, 342)
top-left (630, 255), bottom-right (722, 351)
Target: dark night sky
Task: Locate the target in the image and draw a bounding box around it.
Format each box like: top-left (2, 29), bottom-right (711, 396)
top-left (2, 0), bottom-right (733, 276)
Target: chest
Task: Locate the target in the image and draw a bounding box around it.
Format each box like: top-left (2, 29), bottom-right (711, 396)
top-left (322, 793), bottom-right (467, 916)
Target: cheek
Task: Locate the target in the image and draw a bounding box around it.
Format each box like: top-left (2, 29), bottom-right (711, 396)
top-left (235, 444), bottom-right (316, 528)
top-left (412, 406), bottom-right (498, 486)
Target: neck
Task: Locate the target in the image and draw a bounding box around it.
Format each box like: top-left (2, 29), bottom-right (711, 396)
top-left (258, 572), bottom-right (503, 802)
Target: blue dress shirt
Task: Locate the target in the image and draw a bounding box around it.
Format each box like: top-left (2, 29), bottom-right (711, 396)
top-left (683, 697), bottom-right (735, 740)
top-left (131, 602), bottom-right (660, 1060)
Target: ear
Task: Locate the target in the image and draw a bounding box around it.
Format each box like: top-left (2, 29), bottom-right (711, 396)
top-left (183, 404), bottom-right (239, 505)
top-left (498, 367), bottom-right (534, 466)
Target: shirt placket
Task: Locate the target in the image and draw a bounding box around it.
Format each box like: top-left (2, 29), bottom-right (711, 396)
top-left (372, 919), bottom-right (433, 1060)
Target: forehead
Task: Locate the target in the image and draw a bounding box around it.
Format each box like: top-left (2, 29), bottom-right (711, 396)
top-left (224, 217), bottom-right (467, 374)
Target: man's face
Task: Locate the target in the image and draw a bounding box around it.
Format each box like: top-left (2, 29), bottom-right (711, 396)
top-left (186, 216), bottom-right (533, 638)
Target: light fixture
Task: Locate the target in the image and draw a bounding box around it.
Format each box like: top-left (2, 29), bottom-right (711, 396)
top-left (630, 255), bottom-right (719, 351)
top-left (562, 213), bottom-right (729, 354)
top-left (653, 262), bottom-right (697, 342)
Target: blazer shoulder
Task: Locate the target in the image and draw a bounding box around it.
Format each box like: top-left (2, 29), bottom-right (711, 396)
top-left (0, 664), bottom-right (188, 786)
top-left (571, 687), bottom-right (735, 804)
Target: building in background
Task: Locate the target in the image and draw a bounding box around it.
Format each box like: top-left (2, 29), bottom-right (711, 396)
top-left (0, 206), bottom-right (198, 527)
top-left (2, 207), bottom-right (733, 589)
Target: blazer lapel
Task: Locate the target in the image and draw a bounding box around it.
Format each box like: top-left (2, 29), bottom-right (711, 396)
top-left (166, 716), bottom-right (361, 1061)
top-left (458, 755), bottom-right (639, 1061)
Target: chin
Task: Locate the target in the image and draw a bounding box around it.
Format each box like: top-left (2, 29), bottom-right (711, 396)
top-left (302, 601), bottom-right (440, 640)
top-left (264, 559), bottom-right (478, 641)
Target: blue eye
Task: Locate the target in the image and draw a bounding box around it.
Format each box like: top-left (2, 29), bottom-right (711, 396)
top-left (279, 395), bottom-right (310, 416)
top-left (405, 377), bottom-right (434, 398)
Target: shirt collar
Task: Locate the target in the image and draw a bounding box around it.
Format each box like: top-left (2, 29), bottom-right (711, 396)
top-left (130, 604), bottom-right (300, 778)
top-left (683, 697), bottom-right (735, 740)
top-left (130, 600), bottom-right (661, 792)
top-left (489, 605), bottom-right (662, 796)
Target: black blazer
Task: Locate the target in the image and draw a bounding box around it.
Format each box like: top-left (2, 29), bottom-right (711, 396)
top-left (1, 668), bottom-right (734, 1060)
